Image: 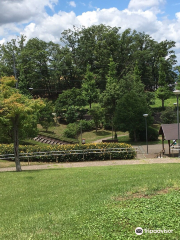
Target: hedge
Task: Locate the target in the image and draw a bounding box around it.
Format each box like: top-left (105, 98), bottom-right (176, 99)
top-left (0, 142), bottom-right (136, 162)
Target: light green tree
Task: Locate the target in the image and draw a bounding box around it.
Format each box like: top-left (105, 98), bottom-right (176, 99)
top-left (89, 104), bottom-right (104, 132)
top-left (0, 76), bottom-right (45, 171)
top-left (82, 65), bottom-right (99, 108)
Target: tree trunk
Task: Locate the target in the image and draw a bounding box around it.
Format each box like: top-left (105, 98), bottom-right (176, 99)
top-left (13, 116), bottom-right (22, 172)
top-left (162, 99), bottom-right (164, 109)
top-left (89, 96), bottom-right (92, 109)
top-left (114, 130), bottom-right (117, 139)
top-left (134, 130), bottom-right (137, 142)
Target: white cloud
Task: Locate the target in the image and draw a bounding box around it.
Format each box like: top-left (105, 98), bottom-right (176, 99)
top-left (22, 11), bottom-right (78, 42)
top-left (0, 0), bottom-right (58, 25)
top-left (176, 12), bottom-right (180, 21)
top-left (69, 1), bottom-right (76, 7)
top-left (128, 0), bottom-right (166, 10)
top-left (77, 8), bottom-right (159, 33)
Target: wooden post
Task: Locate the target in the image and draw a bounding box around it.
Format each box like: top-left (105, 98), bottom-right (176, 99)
top-left (162, 133), bottom-right (165, 153)
top-left (168, 140), bottom-right (170, 156)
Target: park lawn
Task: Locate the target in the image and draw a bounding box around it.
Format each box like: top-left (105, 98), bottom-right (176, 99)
top-left (0, 164), bottom-right (180, 239)
top-left (37, 124), bottom-right (67, 139)
top-left (151, 95), bottom-right (177, 109)
top-left (79, 130), bottom-right (128, 143)
top-left (38, 123), bottom-right (128, 144)
top-left (117, 135), bottom-right (164, 145)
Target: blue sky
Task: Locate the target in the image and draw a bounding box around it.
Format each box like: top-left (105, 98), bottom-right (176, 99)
top-left (42, 0), bottom-right (180, 21)
top-left (0, 0), bottom-right (180, 63)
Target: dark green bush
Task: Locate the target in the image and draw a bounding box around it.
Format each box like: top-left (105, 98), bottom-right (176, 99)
top-left (129, 127), bottom-right (159, 141)
top-left (63, 123), bottom-right (79, 138)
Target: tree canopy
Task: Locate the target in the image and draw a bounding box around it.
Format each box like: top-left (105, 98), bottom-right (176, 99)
top-left (0, 25), bottom-right (177, 97)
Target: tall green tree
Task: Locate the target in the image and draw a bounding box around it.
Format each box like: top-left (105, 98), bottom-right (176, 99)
top-left (55, 88), bottom-right (87, 122)
top-left (100, 59), bottom-right (120, 133)
top-left (0, 35), bottom-right (26, 79)
top-left (89, 104), bottom-right (104, 132)
top-left (38, 100), bottom-right (54, 131)
top-left (156, 57), bottom-right (172, 109)
top-left (18, 38), bottom-right (60, 96)
top-left (114, 91), bottom-right (151, 142)
top-left (82, 65), bottom-right (99, 108)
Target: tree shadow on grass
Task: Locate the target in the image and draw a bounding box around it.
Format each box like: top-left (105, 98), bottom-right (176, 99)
top-left (40, 130), bottom-right (55, 134)
top-left (93, 130), bottom-right (111, 136)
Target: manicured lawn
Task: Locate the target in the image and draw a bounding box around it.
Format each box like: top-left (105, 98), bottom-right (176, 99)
top-left (1, 164), bottom-right (180, 239)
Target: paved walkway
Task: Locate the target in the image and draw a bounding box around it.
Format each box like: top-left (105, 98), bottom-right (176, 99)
top-left (136, 143), bottom-right (168, 158)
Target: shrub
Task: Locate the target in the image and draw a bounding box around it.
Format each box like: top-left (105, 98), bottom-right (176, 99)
top-left (146, 91), bottom-right (155, 106)
top-left (63, 123), bottom-right (80, 138)
top-left (65, 106), bottom-right (79, 123)
top-left (129, 127), bottom-right (159, 141)
top-left (160, 107), bottom-right (176, 124)
top-left (63, 120), bottom-right (95, 138)
top-left (0, 142), bottom-right (136, 162)
top-left (79, 120), bottom-right (95, 131)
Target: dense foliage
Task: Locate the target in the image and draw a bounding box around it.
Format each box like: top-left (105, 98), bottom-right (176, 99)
top-left (0, 25), bottom-right (177, 97)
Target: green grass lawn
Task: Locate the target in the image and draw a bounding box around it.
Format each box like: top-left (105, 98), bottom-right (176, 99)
top-left (38, 124), bottom-right (67, 138)
top-left (1, 164), bottom-right (180, 239)
top-left (37, 124), bottom-right (125, 144)
top-left (117, 135), bottom-right (164, 145)
top-left (79, 130), bottom-right (127, 143)
top-left (151, 95), bottom-right (177, 109)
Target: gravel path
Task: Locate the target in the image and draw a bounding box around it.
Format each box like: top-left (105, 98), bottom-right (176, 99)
top-left (1, 157), bottom-right (180, 172)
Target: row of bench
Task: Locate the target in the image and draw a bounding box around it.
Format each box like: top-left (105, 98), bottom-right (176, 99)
top-left (33, 135), bottom-right (68, 145)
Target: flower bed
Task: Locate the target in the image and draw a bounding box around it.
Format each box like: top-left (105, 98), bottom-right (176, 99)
top-left (0, 143), bottom-right (136, 162)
